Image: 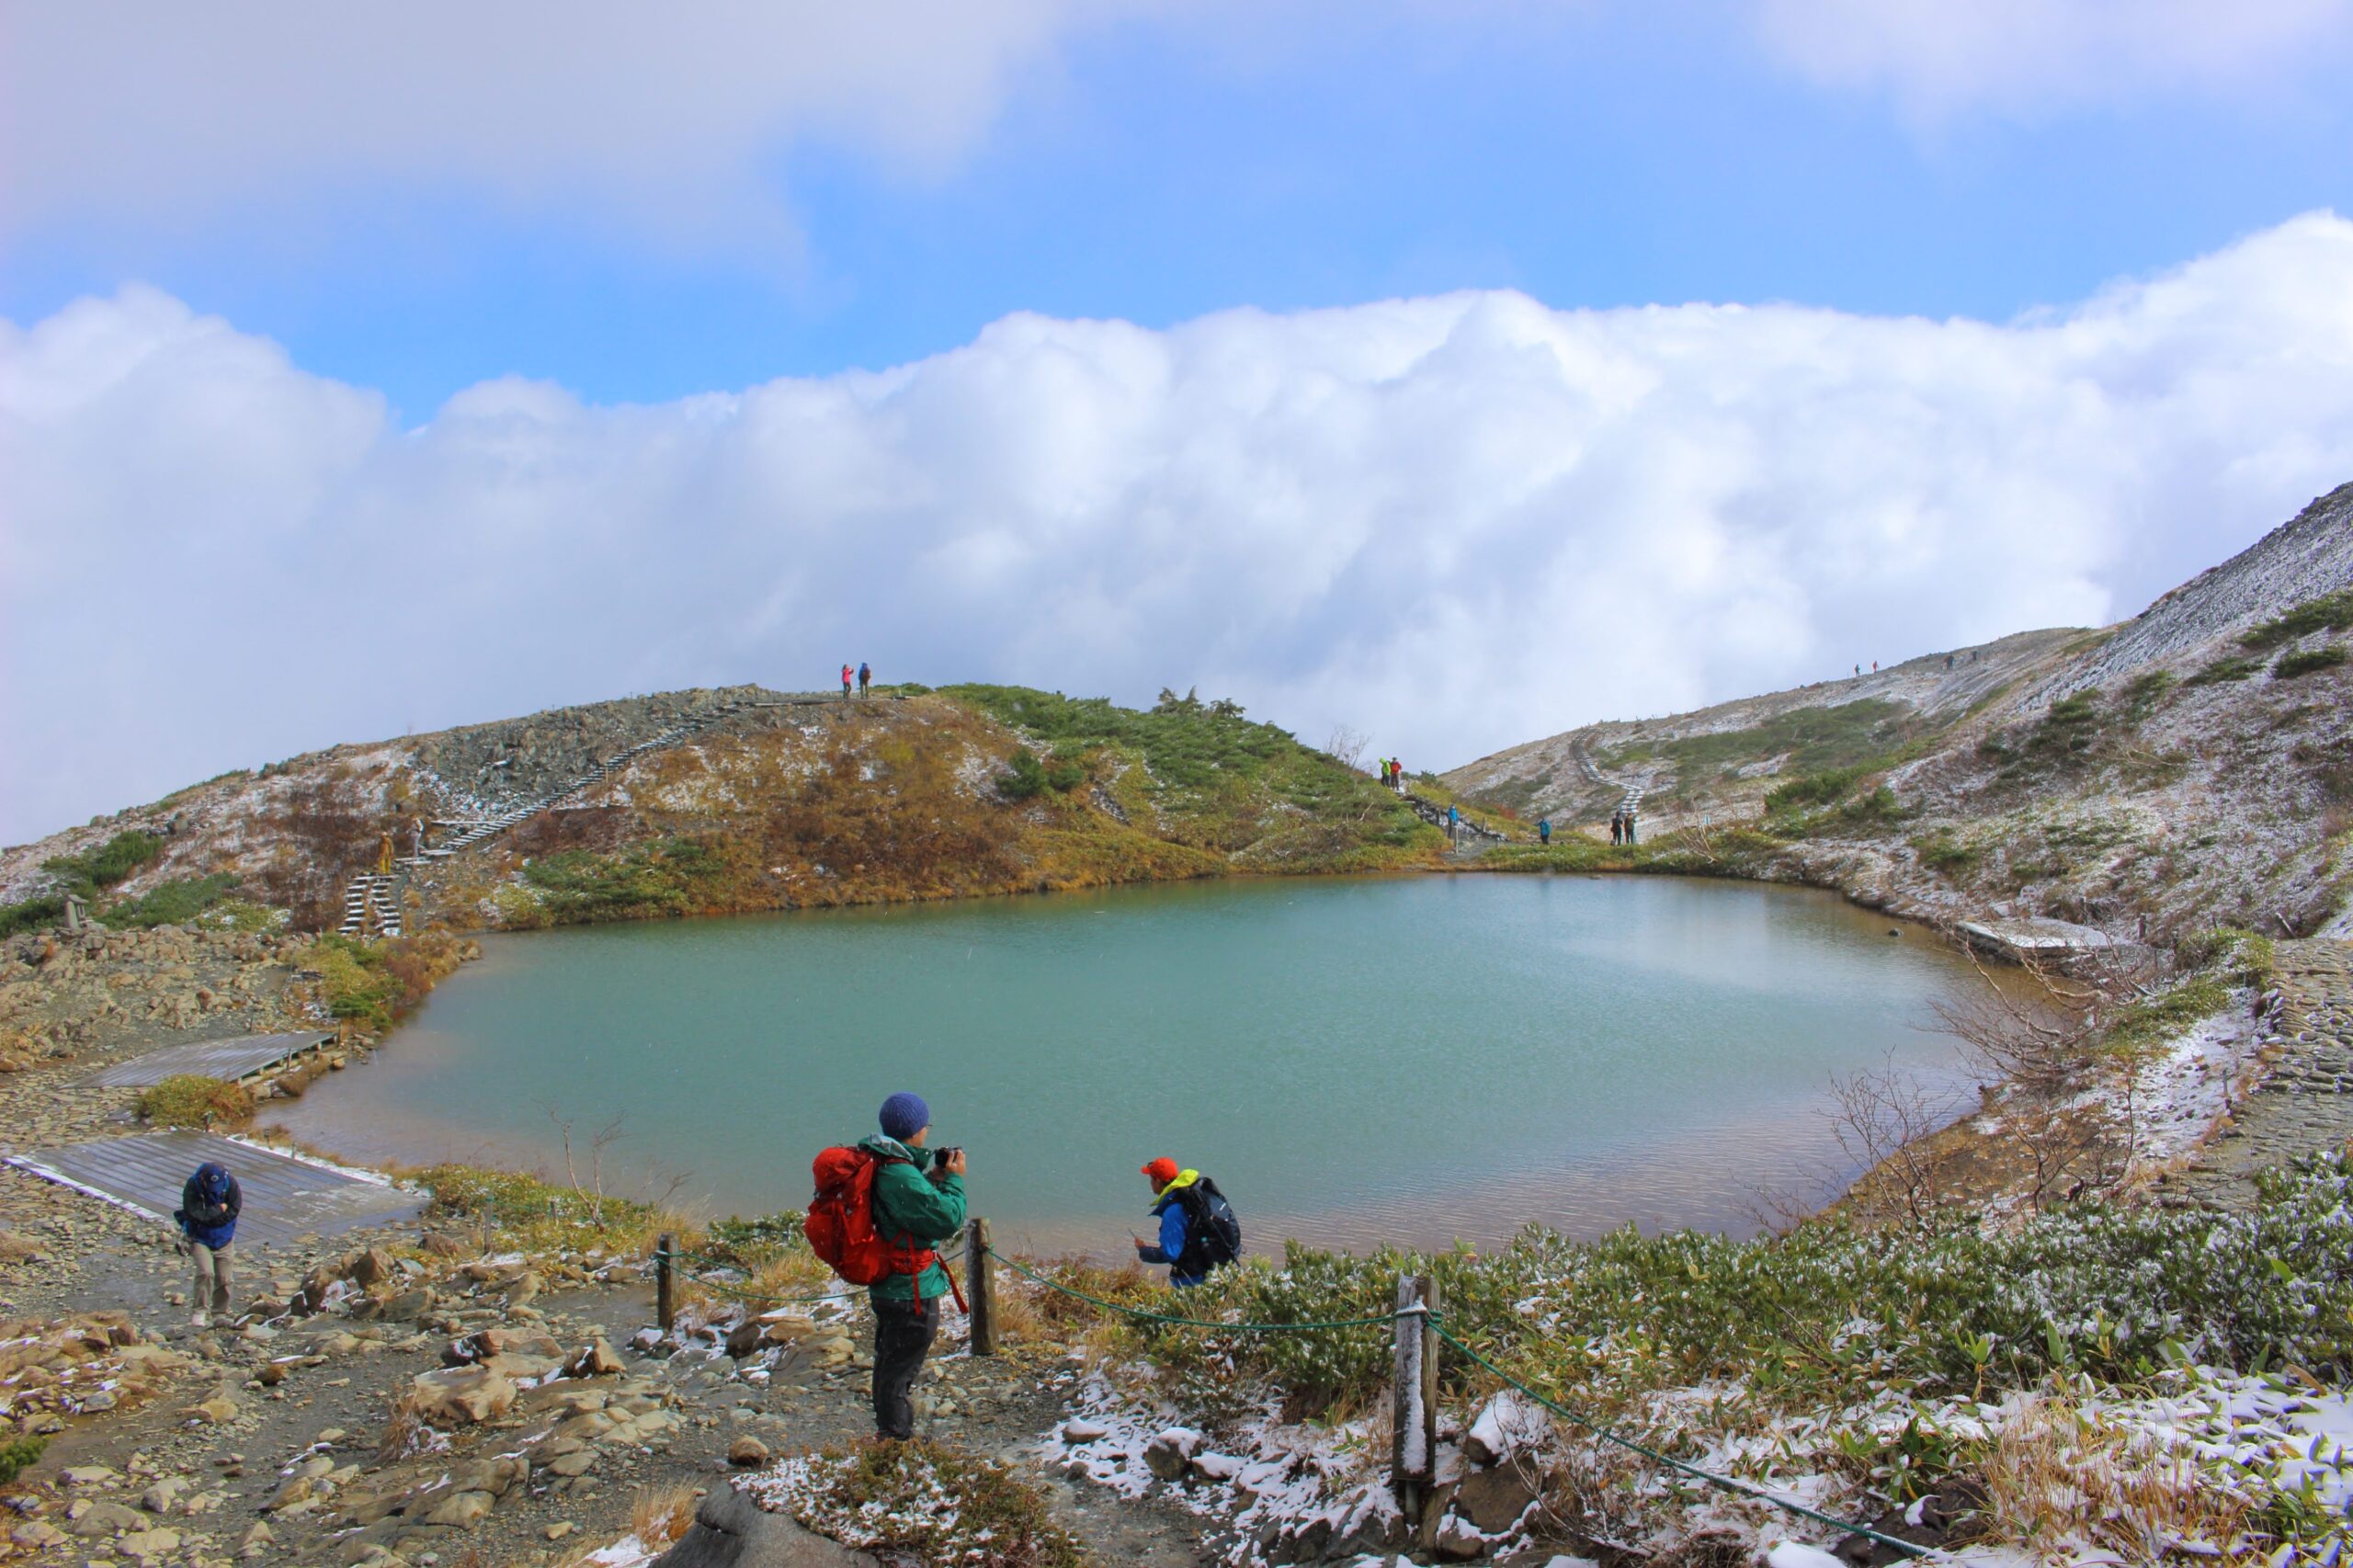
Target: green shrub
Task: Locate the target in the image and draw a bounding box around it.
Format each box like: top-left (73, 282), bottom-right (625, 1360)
top-left (1100, 1153), bottom-right (2353, 1424)
top-left (522, 836), bottom-right (738, 922)
top-left (2188, 653), bottom-right (2263, 686)
top-left (2240, 590), bottom-right (2353, 652)
top-left (2120, 669), bottom-right (2178, 717)
top-left (0, 895), bottom-right (65, 938)
top-left (102, 873), bottom-right (242, 929)
top-left (764, 1441), bottom-right (1085, 1568)
top-left (998, 746), bottom-right (1073, 801)
top-left (2272, 644), bottom-right (2347, 680)
top-left (701, 1210), bottom-right (809, 1264)
top-left (310, 934), bottom-right (403, 1030)
top-left (1765, 766), bottom-right (1868, 812)
top-left (135, 1074), bottom-right (254, 1130)
top-left (0, 1434), bottom-right (47, 1486)
top-left (1910, 829), bottom-right (1980, 874)
top-left (42, 829), bottom-right (162, 892)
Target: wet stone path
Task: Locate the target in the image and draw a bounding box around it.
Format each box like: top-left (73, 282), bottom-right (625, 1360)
top-left (2167, 938), bottom-right (2353, 1210)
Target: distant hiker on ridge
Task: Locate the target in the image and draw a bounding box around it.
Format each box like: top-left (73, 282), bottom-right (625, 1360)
top-left (1539, 817), bottom-right (1552, 846)
top-left (805, 1093), bottom-right (966, 1442)
top-left (175, 1161), bottom-right (242, 1328)
top-left (376, 827), bottom-right (395, 876)
top-left (1447, 803), bottom-right (1460, 846)
top-left (1624, 808), bottom-right (1638, 845)
top-left (1609, 811), bottom-right (1623, 846)
top-left (1132, 1158), bottom-right (1241, 1288)
top-left (841, 664), bottom-right (854, 699)
top-left (858, 662), bottom-right (871, 696)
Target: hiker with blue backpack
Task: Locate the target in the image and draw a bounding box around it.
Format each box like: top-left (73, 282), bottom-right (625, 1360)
top-left (806, 1092), bottom-right (967, 1441)
top-left (175, 1161), bottom-right (242, 1328)
top-left (1131, 1157), bottom-right (1241, 1287)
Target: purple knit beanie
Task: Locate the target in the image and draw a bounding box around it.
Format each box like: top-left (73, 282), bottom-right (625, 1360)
top-left (878, 1092), bottom-right (930, 1142)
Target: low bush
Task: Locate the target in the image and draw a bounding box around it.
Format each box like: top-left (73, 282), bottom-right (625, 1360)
top-left (523, 836), bottom-right (745, 922)
top-left (135, 1074), bottom-right (254, 1130)
top-left (0, 895), bottom-right (64, 939)
top-left (998, 746), bottom-right (1086, 801)
top-left (748, 1440), bottom-right (1085, 1568)
top-left (307, 931), bottom-right (466, 1032)
top-left (1910, 829), bottom-right (1981, 874)
top-left (102, 872), bottom-right (242, 929)
top-left (415, 1162), bottom-right (658, 1241)
top-left (2272, 644), bottom-right (2347, 680)
top-left (2187, 653), bottom-right (2263, 686)
top-left (1764, 766), bottom-right (1869, 812)
top-left (1086, 1153), bottom-right (2353, 1430)
top-left (0, 1434), bottom-right (47, 1486)
top-left (2240, 589), bottom-right (2353, 652)
top-left (42, 829), bottom-right (163, 892)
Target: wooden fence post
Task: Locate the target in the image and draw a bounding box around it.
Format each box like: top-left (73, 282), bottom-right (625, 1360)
top-left (655, 1233), bottom-right (675, 1334)
top-left (1392, 1274), bottom-right (1439, 1527)
top-left (966, 1218), bottom-right (996, 1357)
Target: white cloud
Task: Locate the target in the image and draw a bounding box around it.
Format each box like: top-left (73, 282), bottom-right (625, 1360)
top-left (6, 215), bottom-right (2353, 844)
top-left (0, 1), bottom-right (1143, 243)
top-left (1751, 0), bottom-right (2353, 117)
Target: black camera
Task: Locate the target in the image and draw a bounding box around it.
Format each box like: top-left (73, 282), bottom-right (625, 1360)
top-left (931, 1146), bottom-right (962, 1170)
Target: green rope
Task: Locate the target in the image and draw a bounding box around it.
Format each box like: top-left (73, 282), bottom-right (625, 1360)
top-left (983, 1246), bottom-right (1923, 1556)
top-left (1430, 1323), bottom-right (1927, 1559)
top-left (984, 1244), bottom-right (1397, 1333)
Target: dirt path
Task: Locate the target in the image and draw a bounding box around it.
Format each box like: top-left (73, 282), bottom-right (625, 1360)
top-left (2158, 939), bottom-right (2353, 1210)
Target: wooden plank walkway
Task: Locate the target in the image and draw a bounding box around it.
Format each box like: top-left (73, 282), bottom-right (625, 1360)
top-left (79, 1032), bottom-right (333, 1089)
top-left (4, 1132), bottom-right (423, 1245)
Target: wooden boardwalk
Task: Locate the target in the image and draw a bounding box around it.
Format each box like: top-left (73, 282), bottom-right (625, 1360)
top-left (5, 1132), bottom-right (423, 1245)
top-left (79, 1032), bottom-right (333, 1089)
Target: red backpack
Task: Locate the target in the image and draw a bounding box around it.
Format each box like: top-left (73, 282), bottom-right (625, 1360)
top-left (806, 1146), bottom-right (938, 1287)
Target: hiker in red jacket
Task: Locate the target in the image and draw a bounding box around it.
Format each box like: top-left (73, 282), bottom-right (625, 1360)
top-left (841, 663), bottom-right (854, 699)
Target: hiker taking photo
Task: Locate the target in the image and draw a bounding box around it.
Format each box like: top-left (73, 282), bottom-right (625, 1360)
top-left (1132, 1157), bottom-right (1241, 1288)
top-left (805, 1092), bottom-right (967, 1442)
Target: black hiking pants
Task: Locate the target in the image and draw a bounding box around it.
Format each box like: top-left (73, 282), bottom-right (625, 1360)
top-left (871, 1293), bottom-right (941, 1439)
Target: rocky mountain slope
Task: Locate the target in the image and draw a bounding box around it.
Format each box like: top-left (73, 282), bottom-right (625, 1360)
top-left (0, 686), bottom-right (1441, 937)
top-left (1447, 483), bottom-right (2353, 946)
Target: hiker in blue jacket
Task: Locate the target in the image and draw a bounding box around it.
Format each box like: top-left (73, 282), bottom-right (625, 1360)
top-left (1132, 1158), bottom-right (1241, 1288)
top-left (175, 1162), bottom-right (242, 1327)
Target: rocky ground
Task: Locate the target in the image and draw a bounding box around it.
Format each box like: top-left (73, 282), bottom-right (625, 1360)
top-left (0, 926), bottom-right (1233, 1568)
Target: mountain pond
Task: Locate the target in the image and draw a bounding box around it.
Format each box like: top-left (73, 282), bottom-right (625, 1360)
top-left (267, 873), bottom-right (1992, 1257)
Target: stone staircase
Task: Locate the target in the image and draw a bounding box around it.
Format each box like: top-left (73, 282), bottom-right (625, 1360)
top-left (340, 874), bottom-right (404, 939)
top-left (338, 696), bottom-right (800, 935)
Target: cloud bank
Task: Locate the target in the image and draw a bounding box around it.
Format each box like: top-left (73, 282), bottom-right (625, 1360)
top-left (0, 0), bottom-right (1143, 244)
top-left (6, 214), bottom-right (2353, 845)
top-left (1753, 0), bottom-right (2353, 117)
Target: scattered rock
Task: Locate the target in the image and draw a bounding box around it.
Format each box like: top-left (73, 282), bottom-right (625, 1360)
top-left (652, 1485), bottom-right (882, 1566)
top-left (404, 1365), bottom-right (517, 1427)
top-left (728, 1435), bottom-right (771, 1467)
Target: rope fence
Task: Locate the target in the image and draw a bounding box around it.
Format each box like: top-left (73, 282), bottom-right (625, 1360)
top-left (642, 1226), bottom-right (1925, 1558)
top-left (981, 1241), bottom-right (1926, 1559)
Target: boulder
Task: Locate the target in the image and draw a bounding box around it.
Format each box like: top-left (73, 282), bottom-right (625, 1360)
top-left (564, 1339), bottom-right (622, 1378)
top-left (1453, 1460), bottom-right (1541, 1534)
top-left (728, 1435), bottom-right (771, 1467)
top-left (422, 1488), bottom-right (495, 1528)
top-left (1143, 1427), bottom-right (1202, 1483)
top-left (1463, 1391), bottom-right (1550, 1468)
top-left (405, 1366), bottom-right (517, 1427)
top-left (68, 1501), bottom-right (149, 1538)
top-left (652, 1486), bottom-right (882, 1567)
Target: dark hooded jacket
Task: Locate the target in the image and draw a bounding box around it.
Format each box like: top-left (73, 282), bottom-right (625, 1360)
top-left (176, 1163), bottom-right (241, 1249)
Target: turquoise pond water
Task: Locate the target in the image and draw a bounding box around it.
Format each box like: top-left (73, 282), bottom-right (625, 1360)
top-left (266, 873), bottom-right (1984, 1256)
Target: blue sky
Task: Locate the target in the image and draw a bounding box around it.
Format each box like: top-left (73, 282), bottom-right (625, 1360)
top-left (6, 2), bottom-right (2353, 843)
top-left (6, 3), bottom-right (2348, 417)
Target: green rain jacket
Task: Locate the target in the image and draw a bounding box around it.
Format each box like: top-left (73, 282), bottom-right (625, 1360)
top-left (858, 1133), bottom-right (966, 1304)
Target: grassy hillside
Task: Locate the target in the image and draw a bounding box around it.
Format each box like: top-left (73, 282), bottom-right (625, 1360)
top-left (0, 684), bottom-right (1443, 938)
